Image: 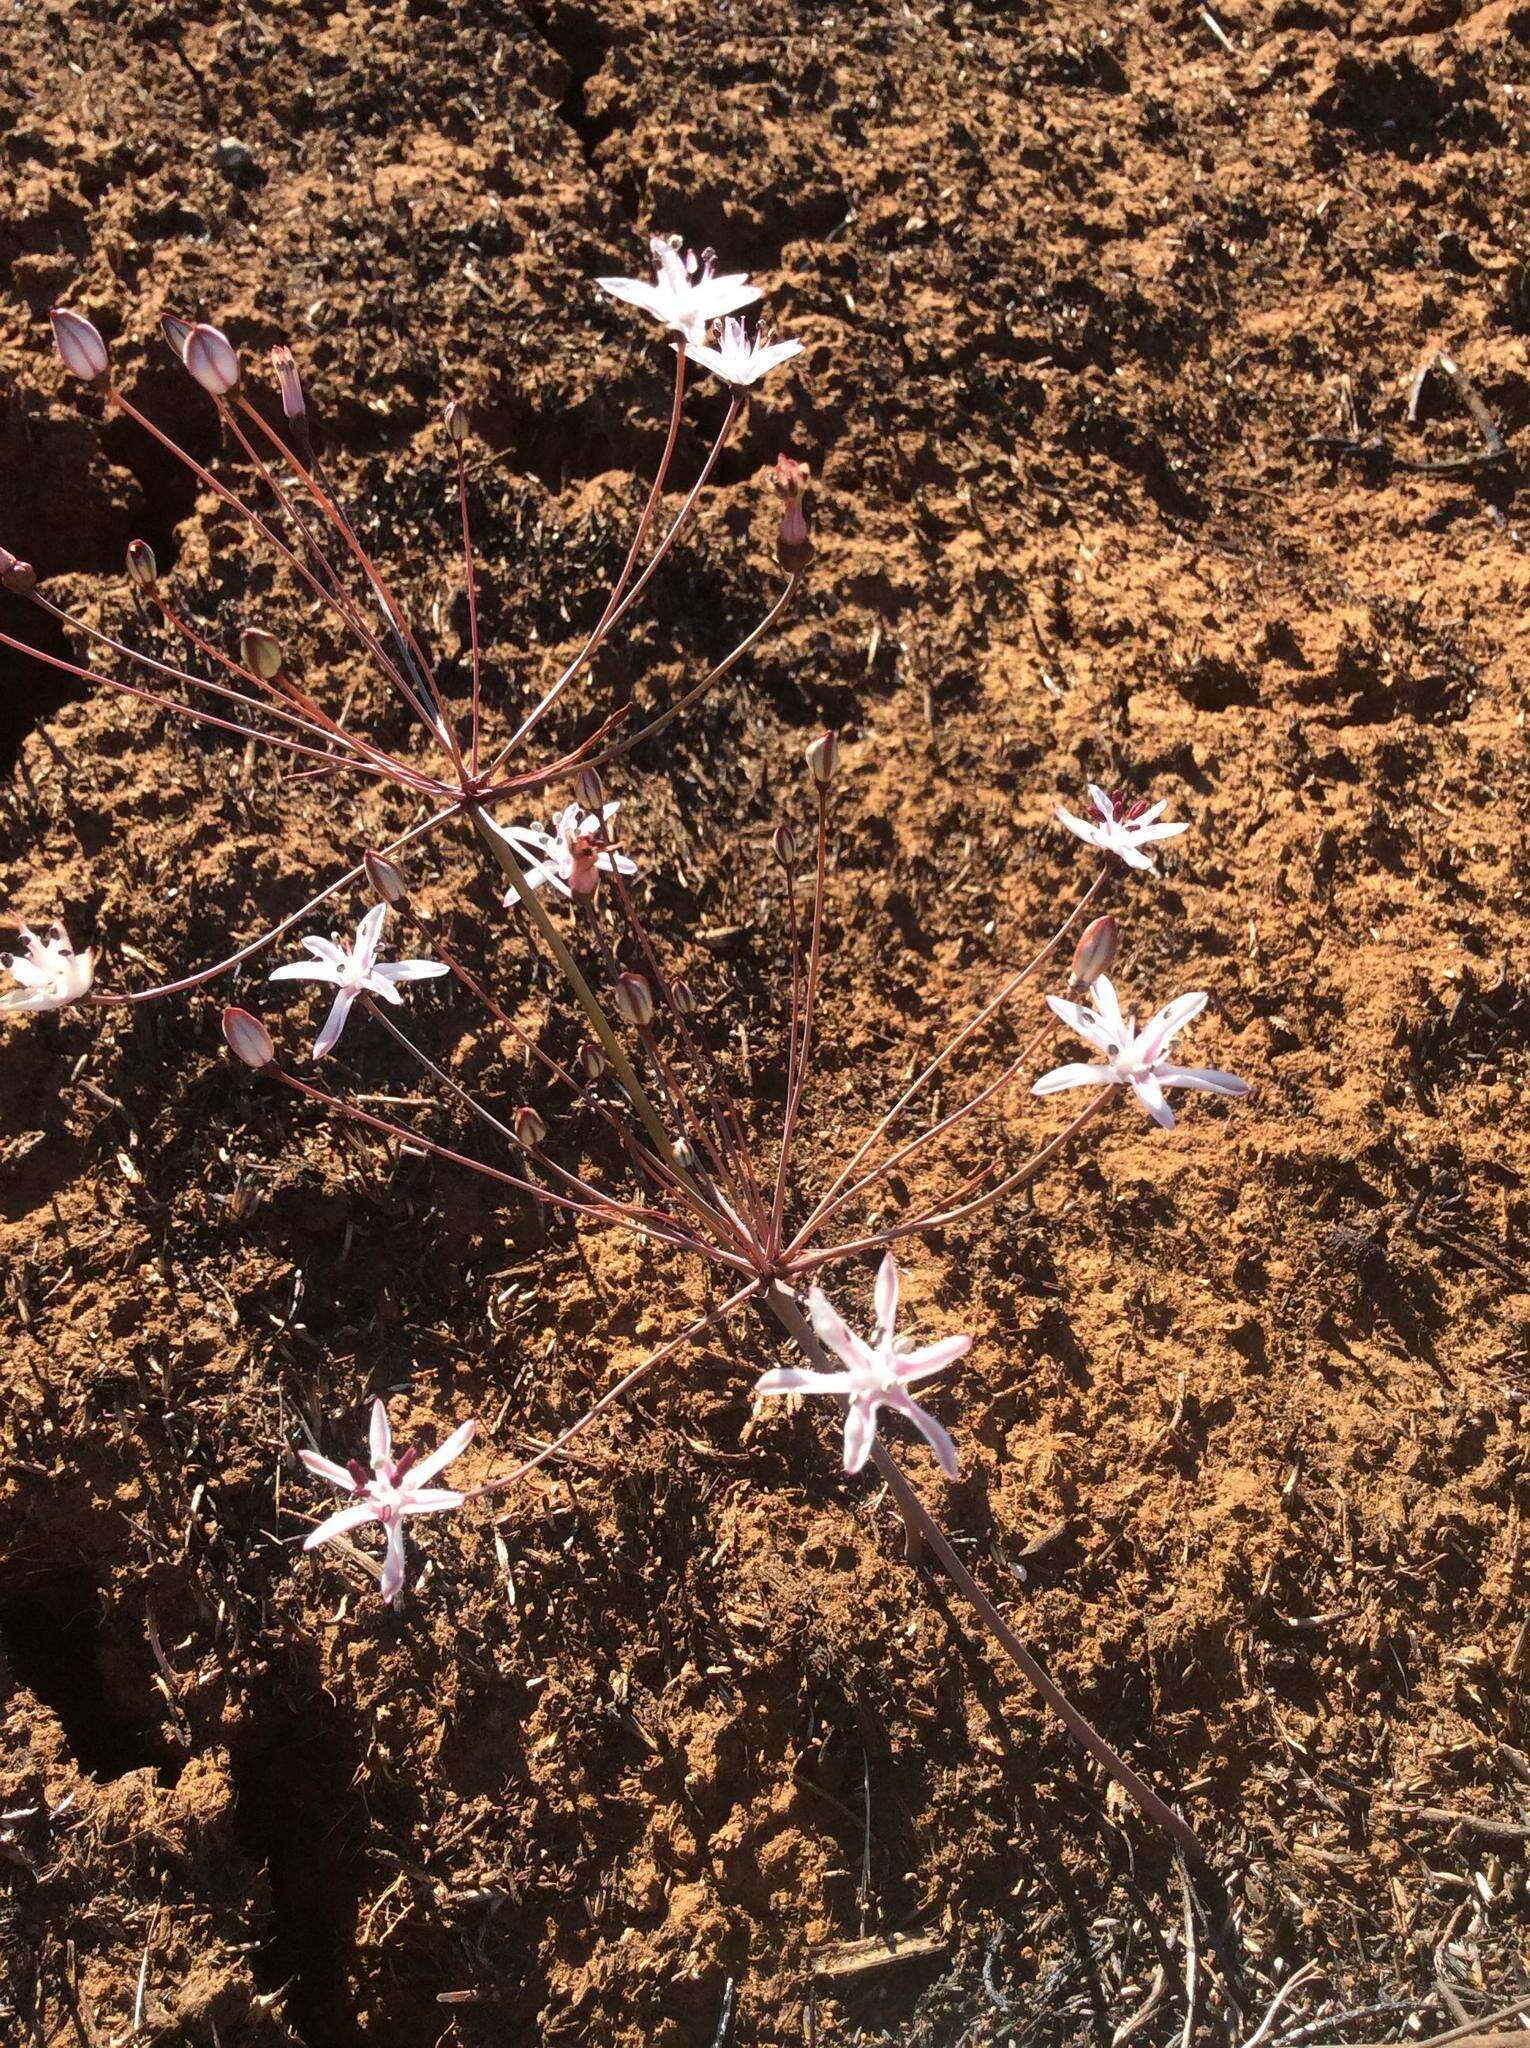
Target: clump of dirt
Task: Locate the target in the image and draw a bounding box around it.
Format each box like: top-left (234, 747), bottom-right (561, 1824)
top-left (2, 3), bottom-right (1528, 2045)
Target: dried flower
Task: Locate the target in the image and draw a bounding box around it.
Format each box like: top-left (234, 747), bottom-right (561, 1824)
top-left (1057, 785), bottom-right (1189, 872)
top-left (49, 308), bottom-right (109, 384)
top-left (271, 344), bottom-right (305, 420)
top-left (687, 317), bottom-right (804, 389)
top-left (222, 1007), bottom-right (276, 1070)
top-left (1034, 975), bottom-right (1249, 1129)
top-left (598, 235), bottom-right (761, 344)
top-left (614, 971), bottom-right (655, 1029)
top-left (0, 923), bottom-right (97, 1015)
top-left (492, 802), bottom-right (635, 901)
top-left (183, 323), bottom-right (241, 397)
top-left (805, 729), bottom-right (839, 788)
top-left (756, 1253), bottom-right (969, 1478)
top-left (300, 1397), bottom-right (476, 1605)
top-left (1069, 914), bottom-right (1118, 989)
top-left (268, 902), bottom-right (447, 1059)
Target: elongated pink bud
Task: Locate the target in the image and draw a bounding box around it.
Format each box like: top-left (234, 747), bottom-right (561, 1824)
top-left (1070, 915), bottom-right (1118, 989)
top-left (125, 540), bottom-right (157, 592)
top-left (614, 972), bottom-right (654, 1029)
top-left (223, 1007), bottom-right (275, 1070)
top-left (271, 344), bottom-right (305, 419)
top-left (772, 822), bottom-right (797, 868)
top-left (576, 1040), bottom-right (606, 1083)
top-left (805, 729), bottom-right (839, 788)
top-left (0, 549), bottom-right (37, 595)
top-left (670, 976), bottom-right (698, 1016)
top-left (50, 307), bottom-right (110, 384)
top-left (444, 399), bottom-right (470, 445)
top-left (160, 313), bottom-right (191, 360)
top-left (240, 626), bottom-right (282, 681)
top-left (184, 323), bottom-right (240, 397)
top-left (364, 850), bottom-right (409, 906)
top-left (512, 1105), bottom-right (548, 1149)
top-left (575, 765), bottom-right (604, 811)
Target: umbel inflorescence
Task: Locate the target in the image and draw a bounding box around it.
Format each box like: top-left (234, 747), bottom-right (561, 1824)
top-left (2, 235), bottom-right (1248, 1859)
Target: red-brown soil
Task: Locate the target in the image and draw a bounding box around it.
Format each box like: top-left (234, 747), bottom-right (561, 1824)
top-left (2, 3), bottom-right (1528, 2044)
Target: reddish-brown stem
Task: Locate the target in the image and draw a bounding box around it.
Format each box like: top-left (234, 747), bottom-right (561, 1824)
top-left (795, 866), bottom-right (1110, 1242)
top-left (801, 1087), bottom-right (1116, 1270)
top-left (770, 789), bottom-right (829, 1248)
top-left (476, 1280), bottom-right (760, 1509)
top-left (762, 1282), bottom-right (1203, 1859)
top-left (455, 443), bottom-right (485, 776)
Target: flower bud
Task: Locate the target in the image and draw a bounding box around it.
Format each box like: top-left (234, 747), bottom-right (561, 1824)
top-left (223, 1007), bottom-right (275, 1070)
top-left (773, 454), bottom-right (812, 574)
top-left (575, 765), bottom-right (604, 812)
top-left (673, 1136), bottom-right (697, 1172)
top-left (0, 549), bottom-right (37, 595)
top-left (512, 1105), bottom-right (548, 1149)
top-left (364, 849), bottom-right (409, 906)
top-left (271, 344), bottom-right (305, 420)
top-left (160, 313), bottom-right (191, 361)
top-left (444, 399), bottom-right (470, 445)
top-left (240, 626), bottom-right (283, 681)
top-left (805, 729), bottom-right (839, 789)
top-left (771, 822), bottom-right (797, 869)
top-left (1070, 915), bottom-right (1118, 990)
top-left (614, 971), bottom-right (654, 1029)
top-left (576, 1040), bottom-right (607, 1084)
top-left (125, 539), bottom-right (157, 592)
top-left (184, 322), bottom-right (240, 397)
top-left (49, 307), bottom-right (110, 384)
top-left (670, 976), bottom-right (698, 1016)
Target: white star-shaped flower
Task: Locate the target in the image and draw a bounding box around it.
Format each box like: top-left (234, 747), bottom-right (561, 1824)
top-left (685, 317), bottom-right (803, 388)
top-left (300, 1397), bottom-right (476, 1605)
top-left (1, 923), bottom-right (97, 1015)
top-left (756, 1253), bottom-right (970, 1478)
top-left (597, 236), bottom-right (761, 344)
top-left (490, 801), bottom-right (636, 901)
top-left (268, 902), bottom-right (446, 1058)
top-left (1056, 785), bottom-right (1189, 872)
top-left (1033, 974), bottom-right (1249, 1129)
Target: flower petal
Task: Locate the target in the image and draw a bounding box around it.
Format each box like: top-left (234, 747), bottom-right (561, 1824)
top-left (895, 1334), bottom-right (971, 1382)
top-left (1046, 993), bottom-right (1115, 1052)
top-left (754, 1365), bottom-right (855, 1396)
top-left (806, 1286), bottom-right (865, 1370)
top-left (1091, 975), bottom-right (1128, 1046)
top-left (303, 1501), bottom-right (377, 1550)
top-left (379, 1522), bottom-right (408, 1604)
top-left (312, 987), bottom-right (355, 1058)
top-left (1154, 1063), bottom-right (1249, 1099)
top-left (901, 1397), bottom-right (958, 1480)
top-left (1135, 990), bottom-right (1207, 1064)
top-left (399, 1487), bottom-right (466, 1515)
top-left (1032, 1061), bottom-right (1111, 1096)
top-left (372, 958), bottom-right (448, 983)
top-left (842, 1398), bottom-right (879, 1475)
top-left (299, 1450), bottom-right (359, 1491)
top-left (354, 901), bottom-right (388, 972)
top-left (408, 1418), bottom-right (476, 1487)
top-left (268, 962), bottom-right (341, 985)
top-left (1131, 1073), bottom-right (1175, 1128)
top-left (369, 1397), bottom-right (392, 1468)
top-left (874, 1252), bottom-right (900, 1345)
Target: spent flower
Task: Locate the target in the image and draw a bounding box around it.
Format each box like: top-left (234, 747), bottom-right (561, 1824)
top-left (1034, 974), bottom-right (1248, 1129)
top-left (268, 902), bottom-right (446, 1059)
top-left (300, 1397), bottom-right (475, 1605)
top-left (756, 1253), bottom-right (970, 1479)
top-left (492, 801), bottom-right (635, 901)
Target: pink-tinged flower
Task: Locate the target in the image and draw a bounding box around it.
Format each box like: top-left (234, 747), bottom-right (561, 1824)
top-left (597, 236), bottom-right (761, 344)
top-left (268, 902), bottom-right (447, 1058)
top-left (756, 1253), bottom-right (970, 1479)
top-left (49, 308), bottom-right (110, 383)
top-left (300, 1397), bottom-right (476, 1605)
top-left (1034, 975), bottom-right (1249, 1130)
top-left (270, 344), bottom-right (305, 419)
top-left (183, 323), bottom-right (240, 397)
top-left (1, 923), bottom-right (97, 1015)
top-left (1056, 785), bottom-right (1189, 872)
top-left (685, 317), bottom-right (803, 388)
top-left (491, 801), bottom-right (636, 901)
